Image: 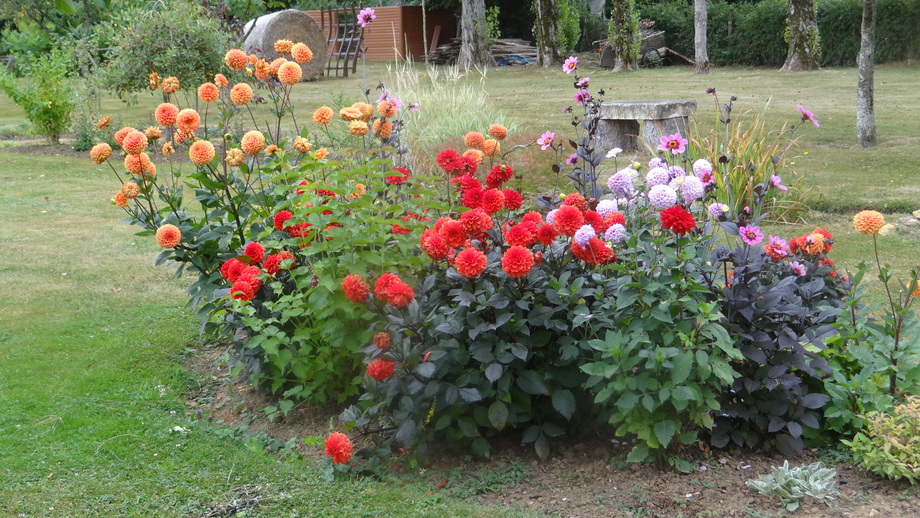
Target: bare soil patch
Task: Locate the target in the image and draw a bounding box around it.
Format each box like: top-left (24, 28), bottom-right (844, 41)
top-left (183, 344), bottom-right (920, 518)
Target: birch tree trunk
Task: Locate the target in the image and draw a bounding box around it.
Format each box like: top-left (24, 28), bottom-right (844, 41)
top-left (458, 0), bottom-right (496, 69)
top-left (534, 0), bottom-right (562, 68)
top-left (857, 0), bottom-right (877, 147)
top-left (694, 0), bottom-right (709, 74)
top-left (781, 0), bottom-right (821, 71)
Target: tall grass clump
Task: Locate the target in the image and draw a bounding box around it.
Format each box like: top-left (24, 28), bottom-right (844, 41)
top-left (387, 62), bottom-right (517, 169)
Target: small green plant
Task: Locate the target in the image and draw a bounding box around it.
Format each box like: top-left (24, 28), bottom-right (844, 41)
top-left (746, 460), bottom-right (840, 511)
top-left (484, 6), bottom-right (501, 46)
top-left (844, 395), bottom-right (920, 484)
top-left (0, 47), bottom-right (74, 144)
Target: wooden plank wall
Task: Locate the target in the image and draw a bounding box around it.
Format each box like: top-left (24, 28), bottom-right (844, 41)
top-left (304, 6), bottom-right (456, 62)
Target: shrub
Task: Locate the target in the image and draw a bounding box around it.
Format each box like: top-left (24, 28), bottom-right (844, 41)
top-left (557, 0), bottom-right (582, 54)
top-left (103, 0), bottom-right (229, 97)
top-left (746, 460), bottom-right (840, 512)
top-left (0, 47), bottom-right (75, 144)
top-left (845, 395), bottom-right (920, 483)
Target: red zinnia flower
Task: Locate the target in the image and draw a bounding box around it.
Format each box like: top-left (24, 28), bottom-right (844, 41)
top-left (553, 205), bottom-right (584, 236)
top-left (501, 245), bottom-right (535, 278)
top-left (342, 274), bottom-right (370, 302)
top-left (372, 332), bottom-right (391, 349)
top-left (502, 189), bottom-right (523, 211)
top-left (324, 432), bottom-right (353, 464)
top-left (367, 359), bottom-right (396, 381)
top-left (420, 229), bottom-right (450, 260)
top-left (660, 205), bottom-right (696, 236)
top-left (480, 188), bottom-right (505, 214)
top-left (454, 247), bottom-right (488, 278)
top-left (244, 242), bottom-right (265, 264)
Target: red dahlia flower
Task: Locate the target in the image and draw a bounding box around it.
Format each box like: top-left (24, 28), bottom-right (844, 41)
top-left (367, 358), bottom-right (396, 380)
top-left (562, 193), bottom-right (587, 212)
top-left (501, 245), bottom-right (535, 278)
top-left (342, 274), bottom-right (370, 302)
top-left (244, 242), bottom-right (265, 264)
top-left (420, 229), bottom-right (450, 260)
top-left (385, 167), bottom-right (410, 185)
top-left (505, 222), bottom-right (538, 247)
top-left (372, 332), bottom-right (391, 349)
top-left (459, 208), bottom-right (493, 236)
top-left (553, 205), bottom-right (584, 236)
top-left (502, 189), bottom-right (523, 211)
top-left (660, 205), bottom-right (696, 236)
top-left (324, 432), bottom-right (353, 464)
top-left (438, 220), bottom-right (467, 249)
top-left (455, 247), bottom-right (488, 278)
top-left (571, 237), bottom-right (616, 265)
top-left (480, 189), bottom-right (505, 214)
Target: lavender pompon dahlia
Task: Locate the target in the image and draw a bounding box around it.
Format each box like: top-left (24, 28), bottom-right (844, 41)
top-left (573, 224), bottom-right (596, 247)
top-left (645, 167), bottom-right (670, 188)
top-left (692, 159), bottom-right (713, 176)
top-left (648, 157), bottom-right (667, 169)
top-left (648, 184), bottom-right (678, 209)
top-left (596, 199), bottom-right (618, 217)
top-left (606, 168), bottom-right (637, 197)
top-left (680, 175), bottom-right (704, 203)
top-left (604, 223), bottom-right (627, 244)
top-left (707, 202), bottom-right (729, 219)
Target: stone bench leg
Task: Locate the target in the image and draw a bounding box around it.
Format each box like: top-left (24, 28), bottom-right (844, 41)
top-left (642, 116), bottom-right (690, 150)
top-left (597, 119), bottom-right (639, 152)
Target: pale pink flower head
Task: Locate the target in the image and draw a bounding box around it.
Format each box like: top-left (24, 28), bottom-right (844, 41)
top-left (797, 105), bottom-right (820, 127)
top-left (566, 153), bottom-right (578, 165)
top-left (790, 261), bottom-right (807, 277)
top-left (575, 77), bottom-right (589, 88)
top-left (358, 7), bottom-right (376, 28)
top-left (658, 132), bottom-right (688, 155)
top-left (739, 225), bottom-right (764, 246)
top-left (770, 175), bottom-right (788, 191)
top-left (563, 56), bottom-right (578, 74)
top-left (538, 131), bottom-right (555, 150)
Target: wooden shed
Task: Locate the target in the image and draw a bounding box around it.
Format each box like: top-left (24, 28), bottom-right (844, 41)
top-left (303, 5), bottom-right (456, 62)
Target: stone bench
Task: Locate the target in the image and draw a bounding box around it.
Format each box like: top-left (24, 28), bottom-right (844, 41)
top-left (597, 100), bottom-right (697, 152)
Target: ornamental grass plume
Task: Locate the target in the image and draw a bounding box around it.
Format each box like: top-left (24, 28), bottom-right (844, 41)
top-left (155, 224), bottom-right (181, 248)
top-left (367, 358), bottom-right (396, 381)
top-left (324, 432), bottom-right (353, 464)
top-left (277, 61), bottom-right (302, 84)
top-left (197, 83), bottom-right (219, 103)
top-left (313, 106), bottom-right (333, 125)
top-left (291, 42), bottom-right (313, 63)
top-left (454, 247), bottom-right (488, 278)
top-left (229, 83), bottom-right (253, 105)
top-left (89, 143), bottom-right (112, 164)
top-left (240, 131), bottom-right (266, 155)
top-left (188, 140), bottom-right (215, 166)
top-left (853, 210), bottom-right (885, 235)
top-left (224, 49), bottom-right (248, 70)
top-left (155, 103), bottom-right (179, 126)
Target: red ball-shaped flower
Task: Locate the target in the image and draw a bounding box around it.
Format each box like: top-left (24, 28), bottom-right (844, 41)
top-left (660, 205), bottom-right (696, 236)
top-left (342, 274), bottom-right (370, 302)
top-left (372, 332), bottom-right (391, 350)
top-left (501, 245), bottom-right (535, 278)
top-left (480, 188), bottom-right (505, 214)
top-left (420, 229), bottom-right (450, 261)
top-left (454, 247), bottom-right (488, 278)
top-left (367, 358), bottom-right (396, 381)
top-left (244, 242), bottom-right (265, 264)
top-left (552, 205), bottom-right (584, 236)
top-left (324, 432), bottom-right (353, 464)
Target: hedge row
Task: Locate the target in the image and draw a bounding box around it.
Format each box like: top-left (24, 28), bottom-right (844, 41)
top-left (638, 0), bottom-right (920, 67)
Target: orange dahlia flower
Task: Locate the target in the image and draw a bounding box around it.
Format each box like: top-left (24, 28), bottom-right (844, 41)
top-left (464, 131), bottom-right (485, 149)
top-left (225, 148), bottom-right (244, 166)
top-left (97, 115), bottom-right (112, 130)
top-left (113, 126), bottom-right (133, 147)
top-left (224, 49), bottom-right (248, 71)
top-left (339, 107), bottom-right (362, 121)
top-left (198, 82), bottom-right (219, 103)
top-left (240, 131), bottom-right (266, 155)
top-left (155, 103), bottom-right (179, 126)
top-left (482, 139), bottom-right (500, 157)
top-left (277, 61), bottom-right (302, 85)
top-left (349, 120), bottom-right (369, 137)
top-left (156, 224), bottom-right (182, 248)
top-left (89, 143), bottom-right (112, 164)
top-left (124, 153), bottom-right (148, 175)
top-left (313, 106), bottom-right (333, 124)
top-left (144, 126), bottom-right (162, 141)
top-left (324, 432), bottom-right (352, 464)
top-left (114, 191), bottom-right (128, 208)
top-left (274, 39), bottom-right (294, 54)
top-left (488, 123), bottom-right (508, 141)
top-left (377, 100), bottom-right (397, 118)
top-left (121, 130), bottom-right (148, 155)
top-left (314, 147), bottom-right (329, 160)
top-left (229, 83), bottom-right (253, 105)
top-left (148, 72), bottom-right (159, 90)
top-left (291, 42), bottom-right (313, 63)
top-left (189, 140), bottom-right (215, 165)
top-left (162, 142), bottom-right (174, 156)
top-left (268, 57), bottom-right (287, 77)
top-left (853, 210), bottom-right (885, 235)
top-left (463, 148), bottom-right (485, 166)
top-left (214, 73), bottom-right (229, 88)
top-left (160, 76), bottom-right (179, 94)
top-left (121, 182), bottom-right (140, 199)
top-left (293, 137), bottom-right (312, 154)
top-left (175, 109), bottom-right (201, 133)
top-left (352, 102), bottom-right (374, 122)
top-left (373, 119), bottom-right (393, 139)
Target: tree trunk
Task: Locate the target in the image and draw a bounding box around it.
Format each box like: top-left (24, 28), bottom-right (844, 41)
top-left (458, 0), bottom-right (496, 69)
top-left (534, 0), bottom-right (562, 68)
top-left (781, 0), bottom-right (821, 71)
top-left (609, 0), bottom-right (638, 72)
top-left (857, 0), bottom-right (877, 147)
top-left (694, 0), bottom-right (709, 73)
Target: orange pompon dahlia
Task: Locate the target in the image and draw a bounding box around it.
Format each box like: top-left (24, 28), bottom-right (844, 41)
top-left (274, 39), bottom-right (294, 54)
top-left (293, 137), bottom-right (312, 154)
top-left (113, 126), bottom-right (133, 147)
top-left (144, 126), bottom-right (162, 141)
top-left (313, 106), bottom-right (334, 125)
top-left (240, 131), bottom-right (265, 155)
top-left (160, 76), bottom-right (179, 94)
top-left (264, 144), bottom-right (280, 156)
top-left (162, 142), bottom-right (174, 156)
top-left (912, 283), bottom-right (920, 298)
top-left (214, 73), bottom-right (229, 88)
top-left (89, 143), bottom-right (112, 164)
top-left (373, 118), bottom-right (393, 139)
top-left (113, 191), bottom-right (128, 208)
top-left (463, 148), bottom-right (485, 166)
top-left (482, 139), bottom-right (500, 157)
top-left (225, 148), bottom-right (244, 166)
top-left (156, 224), bottom-right (181, 248)
top-left (175, 108), bottom-right (201, 133)
top-left (277, 61), bottom-right (302, 85)
top-left (224, 49), bottom-right (249, 70)
top-left (148, 72), bottom-right (159, 90)
top-left (339, 106), bottom-right (362, 121)
top-left (464, 131), bottom-right (485, 149)
top-left (373, 332), bottom-right (391, 350)
top-left (324, 432), bottom-right (353, 464)
top-left (124, 153), bottom-right (152, 176)
top-left (853, 210), bottom-right (885, 235)
top-left (454, 247), bottom-right (488, 278)
top-left (488, 123), bottom-right (508, 141)
top-left (342, 274), bottom-right (370, 302)
top-left (229, 83), bottom-right (253, 105)
top-left (804, 233), bottom-right (827, 255)
top-left (121, 182), bottom-right (140, 199)
top-left (267, 57), bottom-right (287, 77)
top-left (315, 147), bottom-right (329, 160)
top-left (188, 140), bottom-right (215, 166)
top-left (97, 115), bottom-right (112, 130)
top-left (121, 130), bottom-right (148, 155)
top-left (377, 100), bottom-right (397, 118)
top-left (291, 42), bottom-right (313, 63)
top-left (348, 120), bottom-right (369, 137)
top-left (562, 192), bottom-right (588, 212)
top-left (352, 102), bottom-right (374, 122)
top-left (253, 58), bottom-right (270, 80)
top-left (198, 82), bottom-right (219, 103)
top-left (502, 245), bottom-right (535, 278)
top-left (142, 157), bottom-right (156, 179)
top-left (155, 103), bottom-right (179, 126)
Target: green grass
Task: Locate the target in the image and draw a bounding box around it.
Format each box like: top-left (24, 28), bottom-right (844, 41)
top-left (0, 153), bottom-right (528, 517)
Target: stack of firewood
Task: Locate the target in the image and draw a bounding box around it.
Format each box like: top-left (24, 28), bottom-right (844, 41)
top-left (429, 38), bottom-right (539, 65)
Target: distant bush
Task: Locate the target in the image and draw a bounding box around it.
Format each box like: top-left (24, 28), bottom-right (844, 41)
top-left (0, 48), bottom-right (74, 144)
